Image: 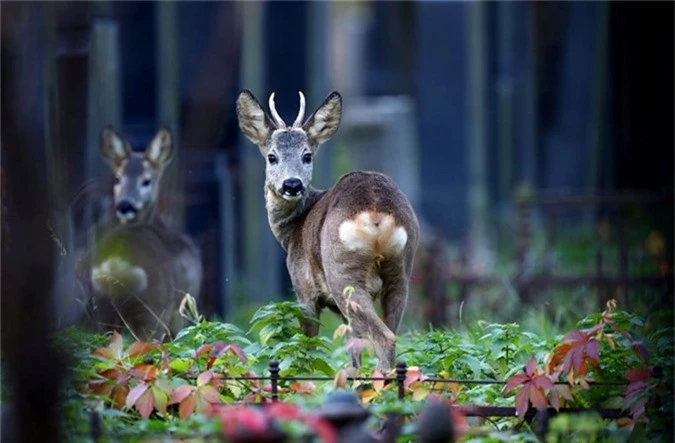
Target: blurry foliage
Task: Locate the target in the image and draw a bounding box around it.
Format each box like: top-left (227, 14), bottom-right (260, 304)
top-left (46, 299), bottom-right (673, 441)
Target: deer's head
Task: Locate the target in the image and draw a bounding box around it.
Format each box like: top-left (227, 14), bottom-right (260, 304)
top-left (100, 126), bottom-right (173, 224)
top-left (236, 90), bottom-right (342, 201)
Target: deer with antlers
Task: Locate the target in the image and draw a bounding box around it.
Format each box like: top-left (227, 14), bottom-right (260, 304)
top-left (236, 90), bottom-right (420, 371)
top-left (75, 127), bottom-right (203, 341)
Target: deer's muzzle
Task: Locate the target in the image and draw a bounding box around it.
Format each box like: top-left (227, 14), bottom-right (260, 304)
top-left (281, 178), bottom-right (304, 198)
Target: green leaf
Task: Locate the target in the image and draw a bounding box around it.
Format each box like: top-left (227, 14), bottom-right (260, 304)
top-left (259, 324), bottom-right (283, 345)
top-left (169, 358), bottom-right (190, 373)
top-left (312, 358), bottom-right (335, 377)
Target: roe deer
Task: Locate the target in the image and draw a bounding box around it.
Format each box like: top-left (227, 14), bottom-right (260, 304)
top-left (236, 90), bottom-right (420, 371)
top-left (76, 127), bottom-right (202, 341)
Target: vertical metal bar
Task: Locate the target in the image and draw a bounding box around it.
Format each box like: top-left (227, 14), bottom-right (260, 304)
top-left (596, 248), bottom-right (604, 305)
top-left (515, 184), bottom-right (533, 302)
top-left (90, 410), bottom-right (101, 443)
top-left (617, 211), bottom-right (628, 306)
top-left (269, 360), bottom-right (280, 402)
top-left (459, 243), bottom-right (469, 304)
top-left (396, 361), bottom-right (407, 400)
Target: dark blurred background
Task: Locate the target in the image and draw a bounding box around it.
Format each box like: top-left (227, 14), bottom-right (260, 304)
top-left (2, 0), bottom-right (673, 330)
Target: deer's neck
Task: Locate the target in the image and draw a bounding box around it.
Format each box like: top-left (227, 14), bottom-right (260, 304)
top-left (264, 185), bottom-right (326, 251)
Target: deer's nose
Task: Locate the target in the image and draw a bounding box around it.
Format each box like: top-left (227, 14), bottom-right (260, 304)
top-left (281, 178), bottom-right (304, 196)
top-left (116, 200), bottom-right (137, 216)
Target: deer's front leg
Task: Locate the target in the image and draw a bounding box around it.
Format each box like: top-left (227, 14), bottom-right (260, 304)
top-left (287, 253), bottom-right (322, 337)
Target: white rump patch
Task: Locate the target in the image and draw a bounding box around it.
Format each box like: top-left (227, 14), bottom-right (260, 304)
top-left (92, 257), bottom-right (147, 297)
top-left (338, 212), bottom-right (408, 256)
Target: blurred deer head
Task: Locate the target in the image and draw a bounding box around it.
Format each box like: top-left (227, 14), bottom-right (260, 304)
top-left (100, 126), bottom-right (173, 224)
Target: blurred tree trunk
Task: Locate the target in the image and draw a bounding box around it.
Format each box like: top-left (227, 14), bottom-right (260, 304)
top-left (87, 3), bottom-right (121, 183)
top-left (466, 1), bottom-right (491, 269)
top-left (155, 0), bottom-right (183, 230)
top-left (238, 1), bottom-right (281, 302)
top-left (1, 2), bottom-right (65, 440)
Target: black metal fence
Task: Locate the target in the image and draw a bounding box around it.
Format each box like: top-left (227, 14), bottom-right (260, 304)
top-left (81, 359), bottom-right (642, 442)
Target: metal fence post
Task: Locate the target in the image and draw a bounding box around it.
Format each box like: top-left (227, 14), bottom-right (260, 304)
top-left (90, 410), bottom-right (101, 442)
top-left (396, 361), bottom-right (407, 400)
top-left (269, 360), bottom-right (280, 402)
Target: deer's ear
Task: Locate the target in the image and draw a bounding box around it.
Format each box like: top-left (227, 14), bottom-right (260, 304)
top-left (101, 126), bottom-right (130, 168)
top-left (237, 90), bottom-right (274, 147)
top-left (303, 91), bottom-right (342, 148)
top-left (145, 127), bottom-right (173, 168)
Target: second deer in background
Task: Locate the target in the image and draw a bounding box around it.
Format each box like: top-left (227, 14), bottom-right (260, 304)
top-left (237, 90), bottom-right (420, 372)
top-left (76, 127), bottom-right (203, 341)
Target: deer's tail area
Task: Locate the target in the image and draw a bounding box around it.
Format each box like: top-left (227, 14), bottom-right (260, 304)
top-left (338, 211), bottom-right (408, 258)
top-left (91, 257), bottom-right (148, 299)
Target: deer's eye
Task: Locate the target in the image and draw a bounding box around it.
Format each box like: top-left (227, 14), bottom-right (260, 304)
top-left (141, 178), bottom-right (151, 187)
top-left (302, 153), bottom-right (312, 165)
top-left (267, 153), bottom-right (278, 165)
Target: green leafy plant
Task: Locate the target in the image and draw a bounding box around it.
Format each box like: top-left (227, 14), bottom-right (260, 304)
top-left (52, 299), bottom-right (672, 441)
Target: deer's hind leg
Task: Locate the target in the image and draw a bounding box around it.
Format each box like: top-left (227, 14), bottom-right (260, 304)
top-left (323, 259), bottom-right (397, 372)
top-left (379, 258), bottom-right (410, 335)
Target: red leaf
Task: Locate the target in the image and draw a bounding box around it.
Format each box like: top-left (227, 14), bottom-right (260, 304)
top-left (404, 367), bottom-right (428, 389)
top-left (197, 370), bottom-right (213, 387)
top-left (372, 369), bottom-right (385, 392)
top-left (129, 364), bottom-right (158, 382)
top-left (126, 383), bottom-right (149, 408)
top-left (528, 385), bottom-right (548, 410)
top-left (170, 384), bottom-right (195, 404)
top-left (111, 385), bottom-right (129, 410)
top-left (226, 344), bottom-right (247, 364)
top-left (503, 374), bottom-right (529, 394)
top-left (548, 343), bottom-right (572, 372)
top-left (625, 367), bottom-right (651, 383)
top-left (99, 368), bottom-right (125, 382)
top-left (548, 389), bottom-right (560, 411)
top-left (92, 347), bottom-right (114, 361)
top-left (571, 347), bottom-right (583, 373)
top-left (135, 389), bottom-right (154, 418)
top-left (127, 342), bottom-right (159, 359)
top-left (195, 344), bottom-right (213, 358)
top-left (630, 341), bottom-right (650, 365)
top-left (562, 329), bottom-right (586, 342)
top-left (532, 375), bottom-right (553, 391)
top-left (515, 388), bottom-right (529, 419)
top-left (525, 357), bottom-right (537, 377)
top-left (179, 394), bottom-right (196, 419)
top-left (199, 385), bottom-right (221, 404)
top-left (586, 339), bottom-right (600, 362)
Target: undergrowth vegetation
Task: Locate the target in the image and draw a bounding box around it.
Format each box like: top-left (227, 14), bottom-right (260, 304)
top-left (44, 298), bottom-right (674, 442)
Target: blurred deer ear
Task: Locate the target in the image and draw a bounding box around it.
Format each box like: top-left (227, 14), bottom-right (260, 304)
top-left (101, 126), bottom-right (130, 169)
top-left (237, 89), bottom-right (274, 148)
top-left (145, 127), bottom-right (173, 168)
top-left (303, 91), bottom-right (342, 148)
